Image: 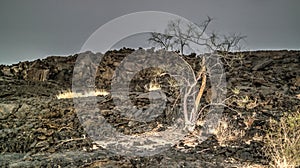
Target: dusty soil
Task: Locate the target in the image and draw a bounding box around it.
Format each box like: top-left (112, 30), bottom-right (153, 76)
top-left (0, 48), bottom-right (299, 167)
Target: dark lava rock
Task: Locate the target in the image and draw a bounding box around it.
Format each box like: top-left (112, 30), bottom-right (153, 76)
top-left (0, 48), bottom-right (299, 167)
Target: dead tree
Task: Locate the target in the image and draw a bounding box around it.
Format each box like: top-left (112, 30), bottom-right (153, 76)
top-left (147, 16), bottom-right (244, 132)
top-left (148, 16), bottom-right (246, 54)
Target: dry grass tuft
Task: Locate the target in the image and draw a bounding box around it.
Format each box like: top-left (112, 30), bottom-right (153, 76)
top-left (213, 116), bottom-right (245, 146)
top-left (239, 163), bottom-right (266, 168)
top-left (148, 81), bottom-right (161, 91)
top-left (56, 89), bottom-right (109, 99)
top-left (263, 110), bottom-right (300, 168)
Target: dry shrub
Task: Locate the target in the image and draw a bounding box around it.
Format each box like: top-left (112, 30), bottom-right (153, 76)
top-left (213, 116), bottom-right (245, 146)
top-left (263, 110), bottom-right (300, 168)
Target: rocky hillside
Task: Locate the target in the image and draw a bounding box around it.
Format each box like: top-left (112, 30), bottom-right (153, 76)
top-left (0, 48), bottom-right (299, 167)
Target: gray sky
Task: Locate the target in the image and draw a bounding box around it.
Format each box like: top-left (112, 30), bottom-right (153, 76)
top-left (1, 0), bottom-right (299, 65)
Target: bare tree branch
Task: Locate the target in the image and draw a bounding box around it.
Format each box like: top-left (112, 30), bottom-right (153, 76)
top-left (148, 32), bottom-right (174, 50)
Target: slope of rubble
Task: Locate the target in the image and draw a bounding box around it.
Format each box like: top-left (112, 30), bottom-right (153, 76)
top-left (0, 48), bottom-right (299, 167)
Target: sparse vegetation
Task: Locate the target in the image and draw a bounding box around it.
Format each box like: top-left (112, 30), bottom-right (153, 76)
top-left (263, 110), bottom-right (300, 168)
top-left (231, 87), bottom-right (240, 95)
top-left (239, 163), bottom-right (266, 168)
top-left (213, 116), bottom-right (245, 146)
top-left (56, 89), bottom-right (110, 99)
top-left (146, 17), bottom-right (300, 168)
top-left (148, 80), bottom-right (161, 91)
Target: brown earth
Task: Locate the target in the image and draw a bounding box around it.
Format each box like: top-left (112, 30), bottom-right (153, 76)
top-left (0, 48), bottom-right (299, 167)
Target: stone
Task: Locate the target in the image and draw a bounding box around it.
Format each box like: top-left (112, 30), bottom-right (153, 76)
top-left (1, 67), bottom-right (13, 77)
top-left (252, 59), bottom-right (273, 71)
top-left (102, 67), bottom-right (114, 80)
top-left (0, 103), bottom-right (17, 119)
top-left (35, 141), bottom-right (49, 148)
top-left (26, 69), bottom-right (49, 81)
top-left (294, 76), bottom-right (300, 87)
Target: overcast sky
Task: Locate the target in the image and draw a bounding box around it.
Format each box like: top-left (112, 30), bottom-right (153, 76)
top-left (0, 0), bottom-right (299, 65)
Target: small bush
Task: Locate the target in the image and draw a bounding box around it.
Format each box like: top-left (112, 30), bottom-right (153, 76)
top-left (263, 110), bottom-right (300, 168)
top-left (213, 116), bottom-right (245, 146)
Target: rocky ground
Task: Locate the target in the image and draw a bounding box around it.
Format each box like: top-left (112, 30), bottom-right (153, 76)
top-left (0, 48), bottom-right (299, 167)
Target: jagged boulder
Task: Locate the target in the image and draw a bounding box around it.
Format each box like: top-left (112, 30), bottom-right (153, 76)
top-left (26, 68), bottom-right (49, 81)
